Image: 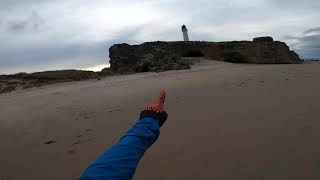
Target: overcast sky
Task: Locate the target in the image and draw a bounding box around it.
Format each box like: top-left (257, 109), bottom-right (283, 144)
top-left (0, 0), bottom-right (319, 74)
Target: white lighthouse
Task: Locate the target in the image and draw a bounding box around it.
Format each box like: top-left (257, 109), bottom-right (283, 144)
top-left (181, 25), bottom-right (189, 41)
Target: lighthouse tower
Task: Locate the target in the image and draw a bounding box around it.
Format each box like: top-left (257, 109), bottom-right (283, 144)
top-left (181, 25), bottom-right (189, 41)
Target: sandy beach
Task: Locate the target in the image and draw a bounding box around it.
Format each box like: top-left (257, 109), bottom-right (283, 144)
top-left (1, 60), bottom-right (320, 180)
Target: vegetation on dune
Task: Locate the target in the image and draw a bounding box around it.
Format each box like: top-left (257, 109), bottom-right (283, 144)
top-left (0, 85), bottom-right (17, 94)
top-left (25, 70), bottom-right (99, 81)
top-left (0, 68), bottom-right (114, 94)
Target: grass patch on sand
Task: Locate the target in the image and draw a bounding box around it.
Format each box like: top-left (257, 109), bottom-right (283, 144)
top-left (25, 70), bottom-right (99, 81)
top-left (0, 68), bottom-right (113, 94)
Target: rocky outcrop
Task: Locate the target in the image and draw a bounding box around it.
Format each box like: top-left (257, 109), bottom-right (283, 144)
top-left (253, 36), bottom-right (274, 43)
top-left (109, 37), bottom-right (301, 73)
top-left (109, 43), bottom-right (191, 73)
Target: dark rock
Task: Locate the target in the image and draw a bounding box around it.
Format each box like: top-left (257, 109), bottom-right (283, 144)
top-left (253, 36), bottom-right (274, 43)
top-left (182, 49), bottom-right (204, 57)
top-left (109, 37), bottom-right (301, 73)
top-left (109, 43), bottom-right (138, 73)
top-left (223, 52), bottom-right (245, 63)
top-left (99, 67), bottom-right (113, 76)
top-left (134, 49), bottom-right (188, 72)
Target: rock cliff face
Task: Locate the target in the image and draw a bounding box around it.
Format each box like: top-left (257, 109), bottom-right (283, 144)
top-left (109, 37), bottom-right (301, 73)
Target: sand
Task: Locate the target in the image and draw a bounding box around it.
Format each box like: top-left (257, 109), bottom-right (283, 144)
top-left (1, 60), bottom-right (320, 180)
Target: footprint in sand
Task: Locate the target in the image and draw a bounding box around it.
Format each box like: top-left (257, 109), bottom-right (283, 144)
top-left (56, 105), bottom-right (72, 112)
top-left (74, 129), bottom-right (95, 145)
top-left (237, 81), bottom-right (245, 87)
top-left (44, 140), bottom-right (56, 145)
top-left (52, 91), bottom-right (66, 96)
top-left (237, 77), bottom-right (254, 87)
top-left (56, 105), bottom-right (95, 121)
top-left (85, 128), bottom-right (93, 132)
top-left (67, 129), bottom-right (95, 155)
top-left (72, 138), bottom-right (96, 146)
top-left (108, 109), bottom-right (124, 113)
top-left (75, 129), bottom-right (93, 138)
top-left (67, 147), bottom-right (77, 155)
top-left (77, 111), bottom-right (94, 120)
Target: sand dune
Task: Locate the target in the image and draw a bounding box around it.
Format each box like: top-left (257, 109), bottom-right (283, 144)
top-left (1, 60), bottom-right (320, 180)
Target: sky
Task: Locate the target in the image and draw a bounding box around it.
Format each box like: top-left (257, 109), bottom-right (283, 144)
top-left (0, 0), bottom-right (319, 74)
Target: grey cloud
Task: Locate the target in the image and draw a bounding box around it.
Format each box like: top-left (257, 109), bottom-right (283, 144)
top-left (0, 30), bottom-right (139, 74)
top-left (7, 21), bottom-right (28, 32)
top-left (0, 0), bottom-right (55, 10)
top-left (298, 35), bottom-right (320, 49)
top-left (0, 41), bottom-right (105, 67)
top-left (303, 27), bottom-right (320, 35)
top-left (267, 0), bottom-right (320, 8)
top-left (6, 11), bottom-right (44, 33)
top-left (285, 27), bottom-right (320, 59)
